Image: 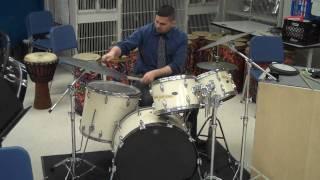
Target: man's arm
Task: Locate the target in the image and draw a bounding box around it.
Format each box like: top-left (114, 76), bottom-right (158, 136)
top-left (102, 27), bottom-right (144, 62)
top-left (141, 65), bottom-right (172, 84)
top-left (168, 34), bottom-right (188, 74)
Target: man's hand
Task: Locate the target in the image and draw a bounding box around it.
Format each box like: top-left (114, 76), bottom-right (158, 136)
top-left (101, 46), bottom-right (122, 63)
top-left (141, 70), bottom-right (157, 84)
top-left (101, 51), bottom-right (116, 63)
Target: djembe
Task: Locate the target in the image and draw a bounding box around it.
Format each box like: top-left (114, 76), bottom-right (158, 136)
top-left (72, 53), bottom-right (101, 115)
top-left (24, 52), bottom-right (58, 109)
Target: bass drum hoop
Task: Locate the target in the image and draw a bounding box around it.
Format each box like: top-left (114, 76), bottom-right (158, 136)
top-left (112, 108), bottom-right (198, 180)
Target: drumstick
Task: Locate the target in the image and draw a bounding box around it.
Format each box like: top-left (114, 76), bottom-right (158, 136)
top-left (127, 75), bottom-right (142, 81)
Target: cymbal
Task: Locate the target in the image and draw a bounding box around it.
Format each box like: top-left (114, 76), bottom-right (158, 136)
top-left (59, 56), bottom-right (125, 80)
top-left (198, 32), bottom-right (251, 51)
top-left (197, 61), bottom-right (238, 71)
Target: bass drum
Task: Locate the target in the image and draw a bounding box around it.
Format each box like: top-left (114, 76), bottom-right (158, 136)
top-left (112, 108), bottom-right (198, 180)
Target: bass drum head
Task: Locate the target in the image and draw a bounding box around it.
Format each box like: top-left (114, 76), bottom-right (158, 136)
top-left (114, 122), bottom-right (197, 180)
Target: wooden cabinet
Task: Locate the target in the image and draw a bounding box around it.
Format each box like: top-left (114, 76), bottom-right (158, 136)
top-left (252, 81), bottom-right (320, 180)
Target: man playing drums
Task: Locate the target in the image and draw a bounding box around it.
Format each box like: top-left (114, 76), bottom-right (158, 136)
top-left (102, 5), bottom-right (200, 140)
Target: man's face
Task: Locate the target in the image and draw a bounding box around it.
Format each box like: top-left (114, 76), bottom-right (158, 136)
top-left (154, 15), bottom-right (175, 34)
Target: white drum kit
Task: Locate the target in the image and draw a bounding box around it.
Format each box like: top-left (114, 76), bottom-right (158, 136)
top-left (51, 53), bottom-right (237, 180)
top-left (50, 33), bottom-right (278, 180)
top-left (83, 70), bottom-right (236, 180)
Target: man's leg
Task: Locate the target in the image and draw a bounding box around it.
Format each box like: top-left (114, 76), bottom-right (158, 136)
top-left (132, 81), bottom-right (153, 107)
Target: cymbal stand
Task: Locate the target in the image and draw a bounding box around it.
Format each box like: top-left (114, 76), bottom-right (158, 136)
top-left (49, 71), bottom-right (96, 179)
top-left (226, 44), bottom-right (277, 180)
top-left (204, 94), bottom-right (222, 180)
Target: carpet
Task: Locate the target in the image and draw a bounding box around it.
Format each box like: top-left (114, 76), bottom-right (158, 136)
top-left (42, 142), bottom-right (250, 180)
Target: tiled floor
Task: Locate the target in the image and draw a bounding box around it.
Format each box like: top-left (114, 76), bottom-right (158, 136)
top-left (3, 65), bottom-right (257, 180)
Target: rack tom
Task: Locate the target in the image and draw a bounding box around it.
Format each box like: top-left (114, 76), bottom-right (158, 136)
top-left (151, 75), bottom-right (199, 115)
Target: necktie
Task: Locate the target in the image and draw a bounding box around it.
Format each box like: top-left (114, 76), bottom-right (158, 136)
top-left (157, 35), bottom-right (166, 68)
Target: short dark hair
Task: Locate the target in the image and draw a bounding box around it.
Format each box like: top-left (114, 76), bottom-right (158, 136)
top-left (156, 5), bottom-right (175, 20)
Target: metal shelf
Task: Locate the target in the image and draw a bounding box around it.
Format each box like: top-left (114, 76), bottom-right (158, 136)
top-left (226, 10), bottom-right (278, 25)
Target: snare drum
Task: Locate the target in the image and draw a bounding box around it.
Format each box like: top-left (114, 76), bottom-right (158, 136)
top-left (112, 108), bottom-right (197, 180)
top-left (24, 52), bottom-right (58, 109)
top-left (73, 53), bottom-right (101, 115)
top-left (197, 71), bottom-right (237, 101)
top-left (151, 75), bottom-right (199, 115)
top-left (81, 81), bottom-right (140, 143)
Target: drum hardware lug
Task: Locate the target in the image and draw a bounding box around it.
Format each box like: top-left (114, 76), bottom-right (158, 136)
top-left (192, 85), bottom-right (198, 95)
top-left (189, 137), bottom-right (195, 143)
top-left (160, 83), bottom-right (164, 92)
top-left (89, 124), bottom-right (95, 132)
top-left (186, 95), bottom-right (191, 104)
top-left (184, 79), bottom-right (188, 87)
top-left (162, 100), bottom-right (167, 109)
top-left (182, 123), bottom-right (188, 132)
top-left (232, 84), bottom-right (237, 90)
top-left (22, 79), bottom-right (28, 87)
top-left (115, 120), bottom-right (121, 129)
top-left (166, 121), bottom-right (173, 128)
top-left (221, 85), bottom-right (226, 94)
top-left (139, 120), bottom-right (146, 130)
top-left (104, 96), bottom-right (108, 104)
top-left (197, 157), bottom-right (202, 165)
top-left (87, 91), bottom-right (91, 99)
top-left (208, 81), bottom-right (215, 92)
top-left (98, 131), bottom-right (103, 138)
top-left (109, 163), bottom-right (117, 173)
top-left (217, 74), bottom-right (221, 81)
top-left (126, 98), bottom-right (130, 107)
top-left (119, 136), bottom-right (124, 148)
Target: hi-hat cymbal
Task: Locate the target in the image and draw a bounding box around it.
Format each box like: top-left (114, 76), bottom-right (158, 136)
top-left (197, 61), bottom-right (238, 71)
top-left (198, 32), bottom-right (251, 51)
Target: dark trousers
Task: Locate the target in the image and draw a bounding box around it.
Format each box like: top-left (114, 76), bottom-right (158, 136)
top-left (187, 109), bottom-right (199, 140)
top-left (132, 81), bottom-right (153, 107)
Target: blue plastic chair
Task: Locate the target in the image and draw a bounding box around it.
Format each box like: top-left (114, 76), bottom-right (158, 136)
top-left (26, 11), bottom-right (54, 51)
top-left (249, 36), bottom-right (284, 80)
top-left (50, 25), bottom-right (78, 53)
top-left (0, 146), bottom-right (33, 180)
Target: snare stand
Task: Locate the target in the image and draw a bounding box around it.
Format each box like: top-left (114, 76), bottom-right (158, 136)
top-left (226, 44), bottom-right (277, 180)
top-left (204, 94), bottom-right (222, 180)
top-left (49, 71), bottom-right (96, 179)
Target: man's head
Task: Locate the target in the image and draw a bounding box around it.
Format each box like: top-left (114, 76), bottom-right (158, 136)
top-left (154, 5), bottom-right (176, 34)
